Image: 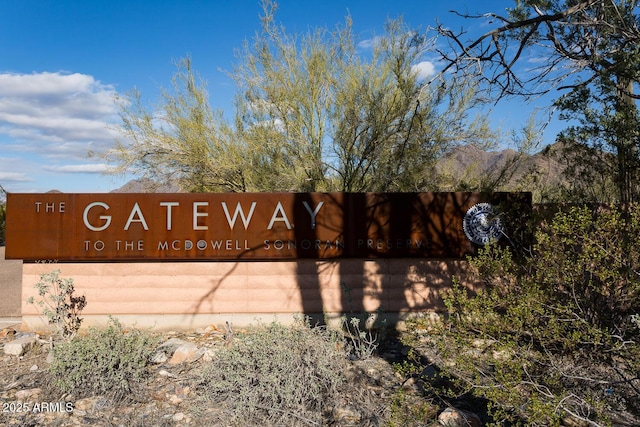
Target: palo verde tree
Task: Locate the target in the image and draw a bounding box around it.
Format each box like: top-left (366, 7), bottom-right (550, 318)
top-left (232, 0), bottom-right (496, 192)
top-left (109, 1), bottom-right (498, 193)
top-left (436, 0), bottom-right (640, 203)
top-left (109, 58), bottom-right (250, 192)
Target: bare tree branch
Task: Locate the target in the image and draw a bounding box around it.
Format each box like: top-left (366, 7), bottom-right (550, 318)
top-left (433, 0), bottom-right (640, 100)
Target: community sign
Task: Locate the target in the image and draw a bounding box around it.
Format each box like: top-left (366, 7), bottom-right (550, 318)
top-left (5, 192), bottom-right (529, 261)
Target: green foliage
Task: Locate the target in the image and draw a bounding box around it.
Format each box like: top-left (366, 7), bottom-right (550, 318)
top-left (430, 206), bottom-right (640, 425)
top-left (192, 319), bottom-right (349, 426)
top-left (386, 388), bottom-right (438, 427)
top-left (110, 0), bottom-right (497, 193)
top-left (438, 113), bottom-right (546, 197)
top-left (27, 270), bottom-right (87, 340)
top-left (555, 76), bottom-right (640, 203)
top-left (48, 318), bottom-right (160, 402)
top-left (110, 57), bottom-right (245, 192)
top-left (439, 1), bottom-right (640, 203)
top-left (392, 347), bottom-right (423, 379)
top-left (549, 1), bottom-right (640, 203)
top-left (233, 1), bottom-right (496, 193)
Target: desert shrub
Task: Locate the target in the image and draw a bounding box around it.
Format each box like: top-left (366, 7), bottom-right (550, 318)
top-left (27, 270), bottom-right (86, 340)
top-left (48, 318), bottom-right (160, 402)
top-left (425, 205), bottom-right (640, 426)
top-left (338, 282), bottom-right (387, 360)
top-left (341, 315), bottom-right (383, 360)
top-left (386, 388), bottom-right (439, 427)
top-left (192, 319), bottom-right (349, 426)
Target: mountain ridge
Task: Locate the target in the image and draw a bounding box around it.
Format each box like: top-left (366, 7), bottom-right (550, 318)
top-left (107, 144), bottom-right (565, 194)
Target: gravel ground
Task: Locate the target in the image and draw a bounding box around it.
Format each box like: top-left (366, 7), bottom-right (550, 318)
top-left (0, 325), bottom-right (443, 427)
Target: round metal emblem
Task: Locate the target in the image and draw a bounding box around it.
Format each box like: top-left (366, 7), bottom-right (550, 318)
top-left (463, 203), bottom-right (503, 245)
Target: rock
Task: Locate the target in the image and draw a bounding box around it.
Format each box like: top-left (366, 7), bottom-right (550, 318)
top-left (14, 331), bottom-right (39, 339)
top-left (30, 364), bottom-right (38, 371)
top-left (169, 394), bottom-right (183, 405)
top-left (158, 337), bottom-right (191, 351)
top-left (438, 407), bottom-right (482, 427)
top-left (4, 335), bottom-right (38, 356)
top-left (421, 364), bottom-right (439, 378)
top-left (168, 342), bottom-right (204, 365)
top-left (151, 352), bottom-right (169, 364)
top-left (158, 369), bottom-right (175, 378)
top-left (173, 412), bottom-right (185, 421)
top-left (196, 325), bottom-right (219, 335)
top-left (333, 405), bottom-right (361, 424)
top-left (153, 338), bottom-right (203, 364)
top-left (204, 324), bottom-right (218, 333)
top-left (74, 397), bottom-right (97, 412)
top-left (74, 396), bottom-right (108, 413)
top-left (15, 388), bottom-right (41, 400)
top-left (492, 349), bottom-right (511, 361)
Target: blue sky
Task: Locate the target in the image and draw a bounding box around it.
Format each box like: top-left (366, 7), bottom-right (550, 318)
top-left (0, 0), bottom-right (560, 193)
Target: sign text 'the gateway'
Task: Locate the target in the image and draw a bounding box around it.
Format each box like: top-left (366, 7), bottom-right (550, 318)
top-left (82, 200), bottom-right (324, 231)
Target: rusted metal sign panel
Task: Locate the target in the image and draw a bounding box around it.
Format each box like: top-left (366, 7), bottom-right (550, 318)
top-left (5, 192), bottom-right (529, 261)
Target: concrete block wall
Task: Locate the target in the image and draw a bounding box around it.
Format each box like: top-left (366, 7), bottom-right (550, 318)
top-left (21, 258), bottom-right (471, 330)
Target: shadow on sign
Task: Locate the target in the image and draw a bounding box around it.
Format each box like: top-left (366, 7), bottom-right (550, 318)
top-left (188, 192), bottom-right (531, 328)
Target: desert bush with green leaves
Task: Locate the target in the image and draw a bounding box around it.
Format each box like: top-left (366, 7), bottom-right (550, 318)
top-left (48, 318), bottom-right (160, 402)
top-left (27, 270), bottom-right (87, 340)
top-left (192, 319), bottom-right (351, 426)
top-left (409, 205), bottom-right (640, 426)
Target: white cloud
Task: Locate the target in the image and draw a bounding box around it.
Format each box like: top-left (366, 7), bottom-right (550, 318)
top-left (0, 71), bottom-right (120, 160)
top-left (357, 36), bottom-right (383, 50)
top-left (44, 163), bottom-right (110, 173)
top-left (527, 55), bottom-right (551, 64)
top-left (0, 171), bottom-right (33, 182)
top-left (0, 72), bottom-right (101, 96)
top-left (0, 71), bottom-right (124, 192)
top-left (411, 61), bottom-right (436, 81)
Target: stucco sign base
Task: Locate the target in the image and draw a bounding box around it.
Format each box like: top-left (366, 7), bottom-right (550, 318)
top-left (21, 259), bottom-right (470, 331)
